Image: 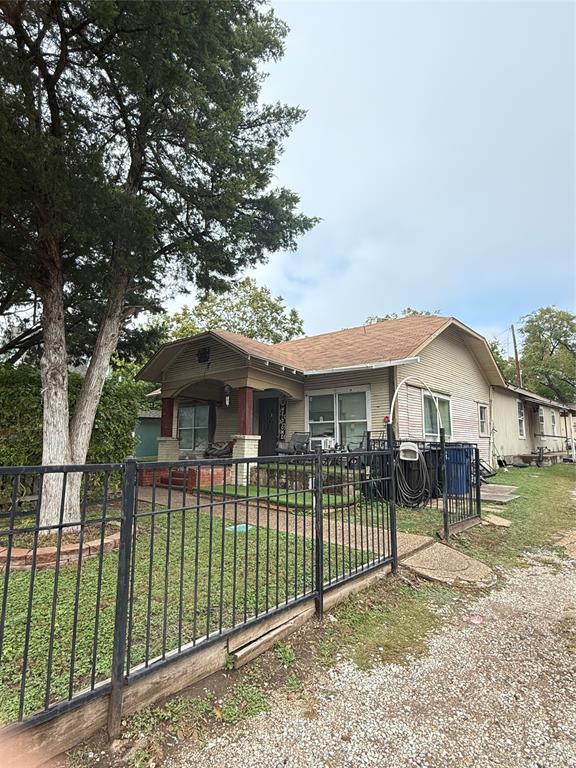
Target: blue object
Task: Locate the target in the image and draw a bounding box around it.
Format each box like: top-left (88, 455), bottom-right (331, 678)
top-left (226, 523), bottom-right (253, 533)
top-left (446, 446), bottom-right (472, 495)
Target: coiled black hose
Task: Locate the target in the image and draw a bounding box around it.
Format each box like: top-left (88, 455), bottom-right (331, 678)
top-left (395, 452), bottom-right (432, 507)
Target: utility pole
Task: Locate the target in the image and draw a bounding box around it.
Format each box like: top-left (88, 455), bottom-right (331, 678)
top-left (511, 324), bottom-right (523, 388)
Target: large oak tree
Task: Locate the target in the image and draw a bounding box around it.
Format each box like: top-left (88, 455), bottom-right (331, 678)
top-left (0, 0), bottom-right (315, 523)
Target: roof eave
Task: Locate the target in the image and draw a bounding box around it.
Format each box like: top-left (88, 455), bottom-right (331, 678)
top-left (303, 357), bottom-right (420, 376)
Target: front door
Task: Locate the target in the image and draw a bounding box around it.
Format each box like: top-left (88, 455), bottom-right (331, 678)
top-left (258, 398), bottom-right (279, 456)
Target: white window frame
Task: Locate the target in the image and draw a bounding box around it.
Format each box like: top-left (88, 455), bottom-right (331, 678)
top-left (422, 391), bottom-right (452, 441)
top-left (478, 403), bottom-right (489, 437)
top-left (551, 410), bottom-right (558, 436)
top-left (305, 386), bottom-right (371, 446)
top-left (517, 399), bottom-right (526, 439)
top-left (538, 406), bottom-right (545, 439)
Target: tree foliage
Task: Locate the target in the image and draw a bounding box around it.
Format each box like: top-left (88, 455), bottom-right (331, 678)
top-left (520, 307), bottom-right (576, 403)
top-left (489, 339), bottom-right (517, 385)
top-left (0, 364), bottom-right (154, 466)
top-left (365, 308), bottom-right (440, 324)
top-left (169, 277), bottom-right (304, 343)
top-left (0, 0), bottom-right (315, 498)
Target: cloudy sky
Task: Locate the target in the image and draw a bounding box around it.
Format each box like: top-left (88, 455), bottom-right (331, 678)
top-left (247, 0), bottom-right (575, 348)
top-left (171, 1), bottom-right (575, 352)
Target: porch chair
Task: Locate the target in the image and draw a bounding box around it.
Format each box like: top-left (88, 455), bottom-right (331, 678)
top-left (276, 432), bottom-right (310, 456)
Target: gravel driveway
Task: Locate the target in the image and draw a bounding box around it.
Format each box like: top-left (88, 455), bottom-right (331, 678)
top-left (167, 555), bottom-right (576, 768)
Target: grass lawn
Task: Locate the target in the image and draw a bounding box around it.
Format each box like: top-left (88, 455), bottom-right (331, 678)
top-left (0, 505), bottom-right (369, 725)
top-left (199, 484), bottom-right (356, 513)
top-left (393, 464), bottom-right (575, 566)
top-left (451, 463), bottom-right (575, 567)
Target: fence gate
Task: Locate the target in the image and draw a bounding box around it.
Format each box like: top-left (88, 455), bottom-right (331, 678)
top-left (439, 431), bottom-right (482, 538)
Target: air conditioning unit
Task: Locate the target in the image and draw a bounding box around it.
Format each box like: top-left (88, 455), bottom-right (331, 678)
top-left (310, 437), bottom-right (336, 451)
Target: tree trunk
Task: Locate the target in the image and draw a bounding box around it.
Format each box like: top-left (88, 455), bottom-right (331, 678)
top-left (64, 276), bottom-right (130, 520)
top-left (38, 261), bottom-right (72, 528)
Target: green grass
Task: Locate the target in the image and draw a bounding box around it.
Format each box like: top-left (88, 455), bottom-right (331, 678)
top-left (449, 464), bottom-right (575, 567)
top-left (395, 504), bottom-right (443, 537)
top-left (0, 506), bottom-right (367, 724)
top-left (317, 580), bottom-right (456, 670)
top-left (200, 484), bottom-right (354, 512)
top-left (393, 464), bottom-right (576, 554)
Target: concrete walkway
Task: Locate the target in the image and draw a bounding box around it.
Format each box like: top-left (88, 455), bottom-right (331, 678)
top-left (138, 486), bottom-right (433, 562)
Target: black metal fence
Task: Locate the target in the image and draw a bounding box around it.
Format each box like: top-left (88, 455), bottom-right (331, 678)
top-left (0, 446), bottom-right (397, 731)
top-left (367, 428), bottom-right (481, 537)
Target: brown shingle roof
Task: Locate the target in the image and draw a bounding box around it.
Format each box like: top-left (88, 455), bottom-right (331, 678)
top-left (210, 315), bottom-right (450, 372)
top-left (274, 315), bottom-right (450, 371)
top-left (211, 329), bottom-right (304, 371)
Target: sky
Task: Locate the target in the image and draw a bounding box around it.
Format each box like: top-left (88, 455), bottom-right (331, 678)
top-left (175, 0), bottom-right (576, 349)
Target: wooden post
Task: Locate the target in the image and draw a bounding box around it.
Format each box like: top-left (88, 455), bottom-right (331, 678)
top-left (237, 387), bottom-right (254, 435)
top-left (160, 398), bottom-right (174, 437)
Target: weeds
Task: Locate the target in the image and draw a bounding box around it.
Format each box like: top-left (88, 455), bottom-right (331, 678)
top-left (275, 641), bottom-right (296, 667)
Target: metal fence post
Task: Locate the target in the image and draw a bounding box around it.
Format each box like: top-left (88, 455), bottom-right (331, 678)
top-left (313, 450), bottom-right (324, 618)
top-left (386, 423), bottom-right (398, 574)
top-left (474, 446), bottom-right (482, 518)
top-left (440, 428), bottom-right (449, 540)
top-left (107, 457), bottom-right (136, 740)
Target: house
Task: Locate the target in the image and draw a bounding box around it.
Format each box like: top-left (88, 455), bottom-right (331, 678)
top-left (137, 315), bottom-right (508, 469)
top-left (491, 385), bottom-right (574, 465)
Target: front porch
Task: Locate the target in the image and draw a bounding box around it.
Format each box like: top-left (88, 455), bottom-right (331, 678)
top-left (158, 385), bottom-right (302, 462)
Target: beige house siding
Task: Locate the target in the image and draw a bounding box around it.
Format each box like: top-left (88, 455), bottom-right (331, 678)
top-left (491, 389), bottom-right (568, 460)
top-left (396, 326), bottom-right (492, 460)
top-left (397, 385), bottom-right (424, 439)
top-left (162, 338), bottom-right (246, 396)
top-left (283, 368), bottom-right (391, 440)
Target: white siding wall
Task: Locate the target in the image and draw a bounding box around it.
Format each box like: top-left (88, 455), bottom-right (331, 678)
top-left (397, 327), bottom-right (492, 460)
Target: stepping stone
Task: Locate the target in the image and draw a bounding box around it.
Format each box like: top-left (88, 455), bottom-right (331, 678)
top-left (402, 542), bottom-right (496, 588)
top-left (482, 513), bottom-right (512, 528)
top-left (480, 489), bottom-right (519, 505)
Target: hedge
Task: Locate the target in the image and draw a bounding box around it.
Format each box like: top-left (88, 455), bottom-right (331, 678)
top-left (0, 364), bottom-right (157, 467)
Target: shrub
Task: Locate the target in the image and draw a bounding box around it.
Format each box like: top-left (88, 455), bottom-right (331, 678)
top-left (0, 363), bottom-right (156, 467)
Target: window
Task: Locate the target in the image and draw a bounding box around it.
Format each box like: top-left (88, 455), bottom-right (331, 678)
top-left (338, 391), bottom-right (368, 446)
top-left (538, 406), bottom-right (545, 436)
top-left (308, 394), bottom-right (335, 438)
top-left (307, 389), bottom-right (369, 446)
top-left (423, 393), bottom-right (451, 440)
top-left (517, 400), bottom-right (525, 438)
top-left (551, 411), bottom-right (557, 436)
top-left (178, 404), bottom-right (210, 451)
top-left (478, 404), bottom-right (489, 437)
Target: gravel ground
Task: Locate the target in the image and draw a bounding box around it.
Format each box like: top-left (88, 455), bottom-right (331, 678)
top-left (167, 555), bottom-right (576, 768)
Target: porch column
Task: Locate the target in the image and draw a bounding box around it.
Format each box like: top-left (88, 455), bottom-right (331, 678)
top-left (158, 397), bottom-right (179, 461)
top-left (237, 386), bottom-right (254, 435)
top-left (160, 398), bottom-right (174, 437)
top-left (233, 386), bottom-right (259, 484)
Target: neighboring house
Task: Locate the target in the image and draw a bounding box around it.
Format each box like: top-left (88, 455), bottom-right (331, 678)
top-left (136, 315), bottom-right (506, 468)
top-left (491, 386), bottom-right (574, 465)
top-left (134, 410), bottom-right (161, 459)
